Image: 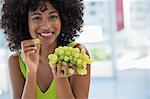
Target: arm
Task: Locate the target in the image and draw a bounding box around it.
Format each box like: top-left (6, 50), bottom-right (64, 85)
top-left (70, 44), bottom-right (91, 99)
top-left (9, 39), bottom-right (40, 99)
top-left (52, 62), bottom-right (75, 99)
top-left (21, 72), bottom-right (37, 99)
top-left (53, 44), bottom-right (90, 99)
top-left (9, 54), bottom-right (37, 99)
top-left (70, 64), bottom-right (90, 99)
top-left (8, 54), bottom-right (25, 99)
top-left (55, 65), bottom-right (90, 99)
top-left (55, 78), bottom-right (75, 99)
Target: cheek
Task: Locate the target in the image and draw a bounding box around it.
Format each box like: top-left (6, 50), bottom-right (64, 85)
top-left (28, 22), bottom-right (33, 34)
top-left (54, 20), bottom-right (61, 31)
top-left (28, 22), bottom-right (38, 38)
top-left (28, 26), bottom-right (34, 36)
top-left (29, 25), bottom-right (34, 32)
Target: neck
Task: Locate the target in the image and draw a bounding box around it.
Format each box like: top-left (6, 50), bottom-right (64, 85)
top-left (40, 42), bottom-right (57, 64)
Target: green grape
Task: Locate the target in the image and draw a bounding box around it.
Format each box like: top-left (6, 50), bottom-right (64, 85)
top-left (59, 55), bottom-right (64, 60)
top-left (71, 51), bottom-right (75, 55)
top-left (61, 66), bottom-right (65, 71)
top-left (69, 68), bottom-right (74, 75)
top-left (49, 62), bottom-right (55, 69)
top-left (77, 59), bottom-right (82, 65)
top-left (62, 61), bottom-right (67, 66)
top-left (55, 46), bottom-right (62, 54)
top-left (58, 49), bottom-right (64, 55)
top-left (48, 54), bottom-right (53, 59)
top-left (63, 46), bottom-right (68, 51)
top-left (83, 54), bottom-right (92, 64)
top-left (86, 58), bottom-right (92, 64)
top-left (85, 54), bottom-right (89, 59)
top-left (81, 48), bottom-right (86, 54)
top-left (69, 56), bottom-right (73, 61)
top-left (55, 48), bottom-right (59, 55)
top-left (70, 60), bottom-right (76, 64)
top-left (74, 53), bottom-right (80, 59)
top-left (48, 54), bottom-right (58, 64)
top-left (58, 46), bottom-right (63, 48)
top-left (73, 57), bottom-right (77, 63)
top-left (68, 47), bottom-right (73, 52)
top-left (82, 62), bottom-right (87, 68)
top-left (33, 38), bottom-right (41, 44)
top-left (64, 56), bottom-right (69, 62)
top-left (76, 64), bottom-right (82, 68)
top-left (65, 50), bottom-right (71, 56)
top-left (48, 45), bottom-right (92, 76)
top-left (51, 60), bottom-right (56, 64)
top-left (73, 48), bottom-right (80, 54)
top-left (77, 68), bottom-right (87, 75)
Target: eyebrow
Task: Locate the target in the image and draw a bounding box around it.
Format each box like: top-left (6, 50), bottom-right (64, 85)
top-left (31, 12), bottom-right (41, 16)
top-left (31, 11), bottom-right (57, 16)
top-left (49, 11), bottom-right (57, 14)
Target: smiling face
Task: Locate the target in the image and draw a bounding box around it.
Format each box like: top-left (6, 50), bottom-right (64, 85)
top-left (28, 1), bottom-right (61, 46)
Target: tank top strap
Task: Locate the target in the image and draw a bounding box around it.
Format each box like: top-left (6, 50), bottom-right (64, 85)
top-left (18, 53), bottom-right (27, 78)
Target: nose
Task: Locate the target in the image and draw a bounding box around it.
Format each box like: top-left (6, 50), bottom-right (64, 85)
top-left (40, 19), bottom-right (51, 30)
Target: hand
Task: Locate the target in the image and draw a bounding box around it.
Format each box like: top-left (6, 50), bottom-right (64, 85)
top-left (21, 39), bottom-right (40, 74)
top-left (51, 62), bottom-right (77, 79)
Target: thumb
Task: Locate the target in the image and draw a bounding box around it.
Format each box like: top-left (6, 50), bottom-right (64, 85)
top-left (33, 38), bottom-right (41, 54)
top-left (35, 44), bottom-right (40, 54)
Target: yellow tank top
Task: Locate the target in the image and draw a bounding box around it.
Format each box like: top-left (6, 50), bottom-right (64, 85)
top-left (18, 42), bottom-right (79, 99)
top-left (18, 55), bottom-right (57, 99)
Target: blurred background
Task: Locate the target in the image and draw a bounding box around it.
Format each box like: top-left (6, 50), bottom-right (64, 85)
top-left (0, 0), bottom-right (150, 99)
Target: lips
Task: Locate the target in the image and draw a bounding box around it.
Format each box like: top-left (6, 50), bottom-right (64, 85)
top-left (37, 32), bottom-right (54, 39)
top-left (40, 32), bottom-right (52, 37)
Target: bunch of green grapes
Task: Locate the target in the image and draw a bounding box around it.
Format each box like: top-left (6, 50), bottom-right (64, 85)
top-left (48, 46), bottom-right (92, 75)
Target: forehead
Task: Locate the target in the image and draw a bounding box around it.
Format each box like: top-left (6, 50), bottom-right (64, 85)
top-left (29, 1), bottom-right (56, 13)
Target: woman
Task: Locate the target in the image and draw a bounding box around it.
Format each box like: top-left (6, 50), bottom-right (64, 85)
top-left (1, 0), bottom-right (90, 99)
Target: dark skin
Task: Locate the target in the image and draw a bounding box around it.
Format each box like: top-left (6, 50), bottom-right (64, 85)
top-left (8, 1), bottom-right (90, 99)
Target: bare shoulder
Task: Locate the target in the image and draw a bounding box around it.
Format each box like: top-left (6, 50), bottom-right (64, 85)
top-left (74, 43), bottom-right (86, 49)
top-left (8, 53), bottom-right (22, 76)
top-left (9, 53), bottom-right (19, 62)
top-left (8, 52), bottom-right (19, 68)
top-left (8, 52), bottom-right (23, 77)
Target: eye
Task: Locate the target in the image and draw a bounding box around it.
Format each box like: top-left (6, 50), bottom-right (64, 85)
top-left (49, 15), bottom-right (59, 20)
top-left (32, 16), bottom-right (42, 21)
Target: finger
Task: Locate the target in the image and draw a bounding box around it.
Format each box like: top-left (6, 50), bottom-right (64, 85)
top-left (35, 43), bottom-right (40, 54)
top-left (21, 40), bottom-right (35, 48)
top-left (52, 69), bottom-right (57, 78)
top-left (73, 70), bottom-right (78, 75)
top-left (21, 48), bottom-right (36, 62)
top-left (56, 62), bottom-right (62, 76)
top-left (64, 63), bottom-right (69, 77)
top-left (51, 64), bottom-right (57, 77)
top-left (23, 46), bottom-right (37, 52)
top-left (25, 50), bottom-right (35, 57)
top-left (52, 64), bottom-right (57, 74)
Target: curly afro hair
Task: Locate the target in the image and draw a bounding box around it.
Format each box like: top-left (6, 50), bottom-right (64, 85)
top-left (1, 0), bottom-right (84, 51)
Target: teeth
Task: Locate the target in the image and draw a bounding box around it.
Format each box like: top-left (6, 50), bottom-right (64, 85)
top-left (40, 32), bottom-right (52, 37)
